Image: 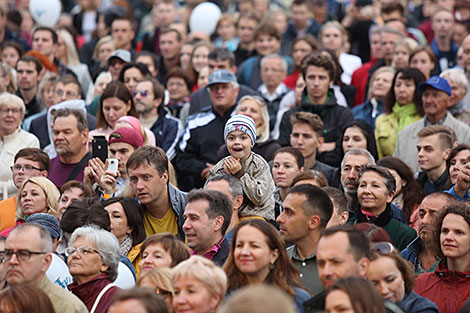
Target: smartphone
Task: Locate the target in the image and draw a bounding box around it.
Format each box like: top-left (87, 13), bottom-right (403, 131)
top-left (107, 158), bottom-right (119, 174)
top-left (91, 135), bottom-right (108, 163)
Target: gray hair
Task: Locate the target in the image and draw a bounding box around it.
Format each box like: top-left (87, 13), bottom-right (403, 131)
top-left (440, 68), bottom-right (469, 95)
top-left (205, 173), bottom-right (244, 199)
top-left (0, 93), bottom-right (25, 114)
top-left (341, 148), bottom-right (376, 170)
top-left (53, 108), bottom-right (88, 133)
top-left (70, 225), bottom-right (120, 282)
top-left (260, 54), bottom-right (288, 72)
top-left (10, 223), bottom-right (53, 252)
top-left (380, 27), bottom-right (404, 38)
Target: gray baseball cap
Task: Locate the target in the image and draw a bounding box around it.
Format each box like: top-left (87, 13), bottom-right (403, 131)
top-left (108, 49), bottom-right (131, 64)
top-left (206, 70), bottom-right (238, 88)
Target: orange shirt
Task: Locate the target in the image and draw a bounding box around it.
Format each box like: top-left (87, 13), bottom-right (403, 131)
top-left (0, 196), bottom-right (17, 232)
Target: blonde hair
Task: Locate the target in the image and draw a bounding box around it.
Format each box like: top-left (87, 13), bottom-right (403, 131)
top-left (236, 96), bottom-right (270, 143)
top-left (368, 66), bottom-right (395, 99)
top-left (15, 177), bottom-right (60, 220)
top-left (137, 267), bottom-right (174, 295)
top-left (92, 36), bottom-right (115, 61)
top-left (0, 62), bottom-right (17, 93)
top-left (319, 21), bottom-right (347, 49)
top-left (0, 93), bottom-right (25, 115)
top-left (172, 256), bottom-right (227, 302)
top-left (56, 29), bottom-right (81, 66)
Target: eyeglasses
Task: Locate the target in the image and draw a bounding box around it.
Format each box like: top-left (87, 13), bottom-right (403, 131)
top-left (10, 165), bottom-right (43, 173)
top-left (0, 251), bottom-right (5, 263)
top-left (0, 107), bottom-right (21, 114)
top-left (372, 242), bottom-right (395, 255)
top-left (65, 246), bottom-right (101, 257)
top-left (3, 249), bottom-right (47, 262)
top-left (133, 90), bottom-right (149, 98)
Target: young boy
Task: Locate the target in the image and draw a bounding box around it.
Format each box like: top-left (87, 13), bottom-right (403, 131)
top-left (416, 125), bottom-right (453, 195)
top-left (208, 114), bottom-right (275, 221)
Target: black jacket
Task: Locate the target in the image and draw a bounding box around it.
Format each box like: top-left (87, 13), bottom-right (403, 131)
top-left (278, 91), bottom-right (354, 166)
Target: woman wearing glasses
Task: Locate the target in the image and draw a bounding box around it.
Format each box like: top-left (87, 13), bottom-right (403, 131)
top-left (67, 225), bottom-right (121, 313)
top-left (367, 245), bottom-right (438, 313)
top-left (414, 203), bottom-right (470, 313)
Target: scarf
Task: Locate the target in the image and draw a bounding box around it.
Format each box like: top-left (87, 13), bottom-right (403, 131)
top-left (119, 235), bottom-right (133, 256)
top-left (392, 102), bottom-right (418, 133)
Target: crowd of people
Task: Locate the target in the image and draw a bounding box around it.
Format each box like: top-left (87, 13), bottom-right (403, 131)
top-left (0, 0), bottom-right (470, 312)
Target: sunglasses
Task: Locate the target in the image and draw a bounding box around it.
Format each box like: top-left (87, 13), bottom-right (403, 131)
top-left (372, 242), bottom-right (395, 255)
top-left (133, 90), bottom-right (149, 98)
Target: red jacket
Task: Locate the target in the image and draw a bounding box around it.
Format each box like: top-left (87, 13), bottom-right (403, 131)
top-left (414, 261), bottom-right (470, 313)
top-left (350, 61), bottom-right (374, 107)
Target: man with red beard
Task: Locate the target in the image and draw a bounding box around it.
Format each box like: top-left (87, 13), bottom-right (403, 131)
top-left (400, 192), bottom-right (457, 274)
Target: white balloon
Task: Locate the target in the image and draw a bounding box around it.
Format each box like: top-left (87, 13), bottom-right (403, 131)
top-left (189, 3), bottom-right (222, 35)
top-left (29, 0), bottom-right (61, 28)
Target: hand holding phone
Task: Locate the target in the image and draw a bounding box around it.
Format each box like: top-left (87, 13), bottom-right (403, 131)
top-left (107, 158), bottom-right (119, 174)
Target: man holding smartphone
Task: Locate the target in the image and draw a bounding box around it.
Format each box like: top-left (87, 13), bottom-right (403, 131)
top-left (99, 127), bottom-right (144, 197)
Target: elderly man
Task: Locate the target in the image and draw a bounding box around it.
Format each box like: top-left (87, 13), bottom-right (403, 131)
top-left (258, 54), bottom-right (289, 131)
top-left (401, 192), bottom-right (457, 274)
top-left (175, 70), bottom-right (240, 191)
top-left (4, 223), bottom-right (88, 312)
top-left (48, 108), bottom-right (90, 188)
top-left (0, 94), bottom-right (40, 199)
top-left (440, 68), bottom-right (470, 124)
top-left (394, 76), bottom-right (470, 173)
top-left (183, 189), bottom-right (232, 266)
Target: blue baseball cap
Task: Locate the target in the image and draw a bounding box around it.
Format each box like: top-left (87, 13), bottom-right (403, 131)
top-left (26, 213), bottom-right (62, 239)
top-left (206, 70), bottom-right (238, 88)
top-left (418, 76), bottom-right (452, 96)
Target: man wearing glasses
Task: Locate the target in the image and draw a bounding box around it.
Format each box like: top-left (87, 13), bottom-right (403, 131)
top-left (134, 77), bottom-right (182, 160)
top-left (4, 223), bottom-right (88, 312)
top-left (0, 148), bottom-right (49, 232)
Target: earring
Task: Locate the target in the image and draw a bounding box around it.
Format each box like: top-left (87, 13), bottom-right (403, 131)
top-left (269, 262), bottom-right (275, 270)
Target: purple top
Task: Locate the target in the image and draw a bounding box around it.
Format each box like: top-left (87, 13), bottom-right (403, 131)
top-left (48, 156), bottom-right (86, 188)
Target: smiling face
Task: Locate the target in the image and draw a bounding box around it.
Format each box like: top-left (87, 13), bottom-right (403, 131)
top-left (183, 199), bottom-right (220, 254)
top-left (357, 171), bottom-right (393, 214)
top-left (449, 149), bottom-right (470, 185)
top-left (440, 213), bottom-right (470, 261)
top-left (173, 276), bottom-right (220, 313)
top-left (234, 225), bottom-right (279, 281)
top-left (342, 127), bottom-right (367, 154)
top-left (255, 34), bottom-right (280, 57)
top-left (272, 152), bottom-right (302, 188)
top-left (20, 182), bottom-right (48, 217)
top-left (1, 46), bottom-right (20, 68)
top-left (226, 130), bottom-right (252, 161)
top-left (368, 256), bottom-right (406, 303)
top-left (192, 46), bottom-right (210, 73)
top-left (140, 243), bottom-right (173, 273)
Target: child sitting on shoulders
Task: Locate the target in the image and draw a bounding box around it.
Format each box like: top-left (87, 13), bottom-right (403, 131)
top-left (208, 115), bottom-right (275, 221)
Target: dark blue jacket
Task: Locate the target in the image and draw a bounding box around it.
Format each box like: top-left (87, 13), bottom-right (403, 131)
top-left (397, 290), bottom-right (439, 313)
top-left (150, 107), bottom-right (182, 160)
top-left (351, 98), bottom-right (383, 129)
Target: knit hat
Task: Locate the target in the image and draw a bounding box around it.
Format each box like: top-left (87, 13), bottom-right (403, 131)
top-left (224, 114), bottom-right (256, 145)
top-left (26, 213), bottom-right (62, 239)
top-left (109, 127), bottom-right (144, 148)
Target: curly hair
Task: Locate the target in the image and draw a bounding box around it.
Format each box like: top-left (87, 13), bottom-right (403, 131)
top-left (301, 52), bottom-right (336, 83)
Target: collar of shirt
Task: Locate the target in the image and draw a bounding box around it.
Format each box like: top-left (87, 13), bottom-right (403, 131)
top-left (190, 236), bottom-right (225, 260)
top-left (258, 83), bottom-right (289, 102)
top-left (424, 112), bottom-right (447, 126)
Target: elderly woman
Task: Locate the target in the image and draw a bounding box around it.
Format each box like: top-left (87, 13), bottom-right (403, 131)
top-left (0, 93), bottom-right (40, 199)
top-left (139, 233), bottom-right (190, 274)
top-left (67, 225), bottom-right (121, 313)
top-left (352, 165), bottom-right (417, 250)
top-left (172, 256), bottom-right (227, 313)
top-left (368, 249), bottom-right (438, 313)
top-left (0, 176), bottom-right (59, 237)
top-left (440, 69), bottom-right (470, 124)
top-left (218, 95), bottom-right (281, 161)
top-left (414, 203), bottom-right (470, 313)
